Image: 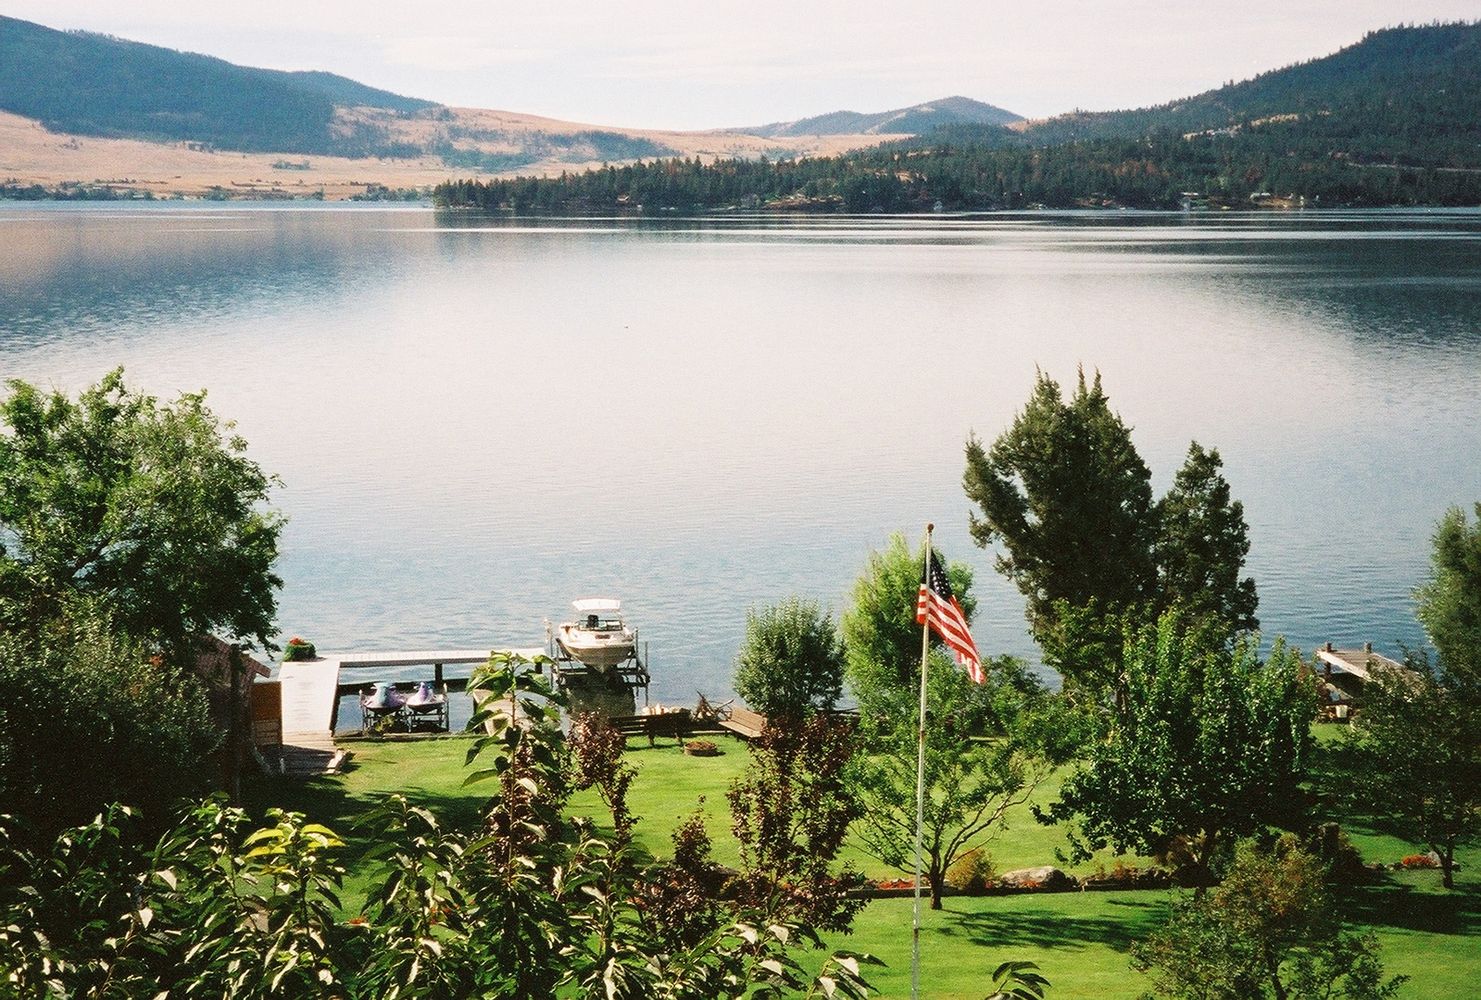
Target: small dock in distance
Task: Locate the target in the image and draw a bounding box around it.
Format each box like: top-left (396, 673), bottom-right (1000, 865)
top-left (278, 648), bottom-right (543, 745)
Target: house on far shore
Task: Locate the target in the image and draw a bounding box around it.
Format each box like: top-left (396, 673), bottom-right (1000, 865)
top-left (1314, 642), bottom-right (1407, 719)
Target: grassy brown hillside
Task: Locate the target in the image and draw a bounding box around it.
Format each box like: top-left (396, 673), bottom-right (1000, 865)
top-left (0, 14), bottom-right (899, 200)
top-left (0, 108), bottom-right (897, 201)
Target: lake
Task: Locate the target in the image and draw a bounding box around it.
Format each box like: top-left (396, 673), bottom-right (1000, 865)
top-left (2, 203), bottom-right (1479, 722)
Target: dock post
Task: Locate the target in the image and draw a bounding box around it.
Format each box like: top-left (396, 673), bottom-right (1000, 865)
top-left (434, 662), bottom-right (444, 685)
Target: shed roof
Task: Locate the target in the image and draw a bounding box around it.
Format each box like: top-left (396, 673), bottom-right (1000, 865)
top-left (194, 635), bottom-right (272, 681)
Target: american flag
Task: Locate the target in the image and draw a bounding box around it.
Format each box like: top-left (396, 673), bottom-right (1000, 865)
top-left (916, 548), bottom-right (985, 684)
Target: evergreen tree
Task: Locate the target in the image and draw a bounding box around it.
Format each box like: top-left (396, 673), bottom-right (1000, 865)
top-left (962, 368), bottom-right (1155, 694)
top-left (1416, 502), bottom-right (1481, 690)
top-left (1154, 442), bottom-right (1259, 631)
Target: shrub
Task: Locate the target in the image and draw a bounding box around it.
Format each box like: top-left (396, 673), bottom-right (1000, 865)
top-left (0, 653), bottom-right (887, 1000)
top-left (0, 616), bottom-right (218, 839)
top-left (283, 636), bottom-right (316, 661)
top-left (945, 847), bottom-right (996, 892)
top-left (631, 810), bottom-right (727, 951)
top-left (1133, 837), bottom-right (1405, 1000)
top-left (733, 596), bottom-right (844, 719)
top-left (1304, 823), bottom-right (1369, 884)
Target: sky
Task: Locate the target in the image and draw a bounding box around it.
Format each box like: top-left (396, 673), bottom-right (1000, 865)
top-left (8, 1), bottom-right (1480, 129)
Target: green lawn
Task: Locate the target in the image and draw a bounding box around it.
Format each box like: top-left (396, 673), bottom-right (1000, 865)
top-left (245, 733), bottom-right (1481, 999)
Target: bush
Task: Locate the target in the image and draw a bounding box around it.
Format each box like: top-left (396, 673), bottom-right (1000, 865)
top-left (1081, 860), bottom-right (1173, 890)
top-left (1304, 823), bottom-right (1370, 884)
top-left (1133, 838), bottom-right (1405, 1000)
top-left (0, 615), bottom-right (218, 839)
top-left (733, 596), bottom-right (844, 719)
top-left (282, 636), bottom-right (316, 661)
top-left (0, 654), bottom-right (886, 1000)
top-left (945, 847), bottom-right (996, 892)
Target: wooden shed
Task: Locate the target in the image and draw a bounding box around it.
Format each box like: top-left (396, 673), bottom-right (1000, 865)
top-left (190, 636), bottom-right (272, 799)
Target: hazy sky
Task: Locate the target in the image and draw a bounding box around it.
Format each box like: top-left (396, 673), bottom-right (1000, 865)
top-left (9, 2), bottom-right (1479, 129)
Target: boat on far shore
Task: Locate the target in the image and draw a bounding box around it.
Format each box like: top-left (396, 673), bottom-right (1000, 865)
top-left (555, 598), bottom-right (637, 670)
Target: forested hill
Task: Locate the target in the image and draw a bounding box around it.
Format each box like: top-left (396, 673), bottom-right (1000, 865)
top-left (437, 22), bottom-right (1481, 213)
top-left (0, 15), bottom-right (436, 155)
top-left (744, 96), bottom-right (1022, 138)
top-left (1020, 21), bottom-right (1481, 154)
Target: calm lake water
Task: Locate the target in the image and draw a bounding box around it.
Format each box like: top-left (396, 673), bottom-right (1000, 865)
top-left (2, 203), bottom-right (1479, 720)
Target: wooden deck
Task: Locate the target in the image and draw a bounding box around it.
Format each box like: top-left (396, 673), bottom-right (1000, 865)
top-left (1315, 643), bottom-right (1405, 681)
top-left (279, 658), bottom-right (342, 739)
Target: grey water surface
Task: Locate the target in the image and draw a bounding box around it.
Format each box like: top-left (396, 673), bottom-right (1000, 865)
top-left (2, 203), bottom-right (1479, 716)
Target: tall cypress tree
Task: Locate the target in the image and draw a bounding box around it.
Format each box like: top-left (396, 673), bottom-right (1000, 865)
top-left (963, 368), bottom-right (1156, 693)
top-left (1154, 443), bottom-right (1259, 632)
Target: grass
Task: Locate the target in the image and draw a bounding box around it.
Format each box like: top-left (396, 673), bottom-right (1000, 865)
top-left (823, 893), bottom-right (1169, 999)
top-left (244, 732), bottom-right (1481, 999)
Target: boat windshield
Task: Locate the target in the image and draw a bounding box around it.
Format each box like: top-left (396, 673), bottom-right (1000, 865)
top-left (579, 614), bottom-right (625, 631)
top-left (572, 598), bottom-right (624, 631)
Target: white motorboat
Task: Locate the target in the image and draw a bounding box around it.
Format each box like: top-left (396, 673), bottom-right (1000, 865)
top-left (556, 598), bottom-right (637, 669)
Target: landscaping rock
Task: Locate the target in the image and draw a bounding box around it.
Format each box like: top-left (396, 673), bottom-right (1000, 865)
top-left (997, 866), bottom-right (1077, 892)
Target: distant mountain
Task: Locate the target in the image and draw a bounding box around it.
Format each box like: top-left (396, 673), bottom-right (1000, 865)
top-left (743, 96), bottom-right (1022, 138)
top-left (0, 15), bottom-right (437, 156)
top-left (0, 13), bottom-right (907, 191)
top-left (1020, 22), bottom-right (1481, 160)
top-left (440, 23), bottom-right (1481, 213)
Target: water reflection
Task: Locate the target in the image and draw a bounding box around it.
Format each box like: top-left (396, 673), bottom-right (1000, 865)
top-left (1, 204), bottom-right (1478, 699)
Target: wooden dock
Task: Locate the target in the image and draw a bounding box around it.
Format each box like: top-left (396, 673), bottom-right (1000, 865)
top-left (278, 648), bottom-right (544, 743)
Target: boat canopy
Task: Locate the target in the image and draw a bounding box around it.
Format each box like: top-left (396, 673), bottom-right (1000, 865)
top-left (572, 598), bottom-right (622, 613)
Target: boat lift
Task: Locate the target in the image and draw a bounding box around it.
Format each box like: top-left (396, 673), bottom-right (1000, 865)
top-left (544, 619), bottom-right (651, 706)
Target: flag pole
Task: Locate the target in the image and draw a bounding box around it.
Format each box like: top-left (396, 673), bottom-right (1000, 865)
top-left (911, 522), bottom-right (933, 1000)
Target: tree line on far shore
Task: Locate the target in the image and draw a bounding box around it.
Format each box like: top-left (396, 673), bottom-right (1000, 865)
top-left (435, 130), bottom-right (1481, 215)
top-left (1, 368), bottom-right (1478, 999)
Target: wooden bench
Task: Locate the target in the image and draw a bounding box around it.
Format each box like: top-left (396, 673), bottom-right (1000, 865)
top-left (719, 706), bottom-right (768, 740)
top-left (609, 709), bottom-right (692, 747)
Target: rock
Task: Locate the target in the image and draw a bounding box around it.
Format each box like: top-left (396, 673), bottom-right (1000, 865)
top-left (997, 866), bottom-right (1077, 891)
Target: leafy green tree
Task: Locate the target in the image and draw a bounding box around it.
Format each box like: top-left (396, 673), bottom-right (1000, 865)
top-left (963, 369), bottom-right (1155, 693)
top-left (1154, 442), bottom-right (1258, 631)
top-left (1133, 838), bottom-right (1404, 1000)
top-left (732, 596), bottom-right (845, 719)
top-left (841, 532), bottom-right (975, 721)
top-left (1346, 657), bottom-right (1481, 889)
top-left (1046, 613), bottom-right (1315, 888)
top-left (0, 609), bottom-right (218, 837)
top-left (1416, 502), bottom-right (1481, 690)
top-left (1344, 506), bottom-right (1481, 890)
top-left (850, 659), bottom-right (1055, 909)
top-left (0, 370), bottom-right (283, 662)
top-left (840, 532), bottom-right (1061, 909)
